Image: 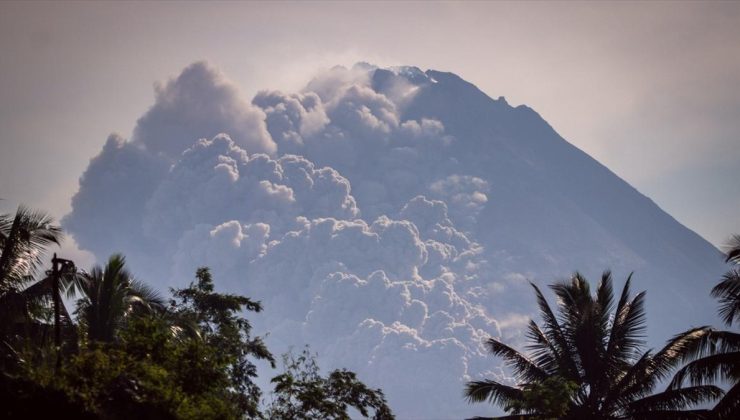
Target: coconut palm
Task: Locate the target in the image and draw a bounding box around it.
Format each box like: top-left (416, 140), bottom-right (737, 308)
top-left (76, 254), bottom-right (164, 344)
top-left (711, 235), bottom-right (740, 327)
top-left (667, 329), bottom-right (740, 419)
top-left (667, 236), bottom-right (740, 419)
top-left (0, 205), bottom-right (62, 292)
top-left (465, 271), bottom-right (723, 419)
top-left (0, 206), bottom-right (66, 369)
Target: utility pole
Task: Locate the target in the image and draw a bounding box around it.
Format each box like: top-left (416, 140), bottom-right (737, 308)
top-left (50, 253), bottom-right (75, 374)
top-left (52, 253), bottom-right (61, 373)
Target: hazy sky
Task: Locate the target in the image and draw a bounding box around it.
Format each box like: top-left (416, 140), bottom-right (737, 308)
top-left (1, 1), bottom-right (739, 253)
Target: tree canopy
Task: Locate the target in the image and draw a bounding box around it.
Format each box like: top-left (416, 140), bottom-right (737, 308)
top-left (267, 347), bottom-right (393, 420)
top-left (465, 272), bottom-right (723, 419)
top-left (0, 205), bottom-right (393, 419)
top-left (665, 235), bottom-right (740, 419)
top-left (4, 203), bottom-right (739, 419)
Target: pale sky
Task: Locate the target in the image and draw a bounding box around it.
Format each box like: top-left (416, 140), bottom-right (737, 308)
top-left (1, 1), bottom-right (739, 254)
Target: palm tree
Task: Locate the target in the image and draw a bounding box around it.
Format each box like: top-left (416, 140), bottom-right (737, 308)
top-left (0, 206), bottom-right (64, 369)
top-left (465, 271), bottom-right (723, 419)
top-left (711, 235), bottom-right (740, 326)
top-left (76, 254), bottom-right (163, 344)
top-left (667, 236), bottom-right (740, 419)
top-left (0, 205), bottom-right (62, 293)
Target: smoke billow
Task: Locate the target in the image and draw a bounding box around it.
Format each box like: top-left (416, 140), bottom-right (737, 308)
top-left (65, 61), bottom-right (724, 418)
top-left (65, 62), bottom-right (510, 418)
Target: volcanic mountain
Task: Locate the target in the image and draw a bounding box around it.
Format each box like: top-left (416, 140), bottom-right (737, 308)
top-left (65, 63), bottom-right (725, 418)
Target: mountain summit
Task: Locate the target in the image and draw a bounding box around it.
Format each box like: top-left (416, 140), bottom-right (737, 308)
top-left (65, 63), bottom-right (724, 418)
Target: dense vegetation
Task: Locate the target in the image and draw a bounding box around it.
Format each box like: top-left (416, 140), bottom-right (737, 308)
top-left (466, 240), bottom-right (740, 419)
top-left (0, 206), bottom-right (393, 419)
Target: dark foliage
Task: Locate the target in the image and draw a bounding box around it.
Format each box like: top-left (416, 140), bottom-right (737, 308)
top-left (0, 372), bottom-right (96, 419)
top-left (666, 235), bottom-right (740, 419)
top-left (0, 206), bottom-right (65, 372)
top-left (465, 272), bottom-right (722, 419)
top-left (267, 347), bottom-right (394, 419)
top-left (712, 235), bottom-right (740, 326)
top-left (168, 267), bottom-right (276, 417)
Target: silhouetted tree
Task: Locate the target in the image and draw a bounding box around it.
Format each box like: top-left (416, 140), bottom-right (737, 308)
top-left (1, 196), bottom-right (398, 418)
top-left (8, 266), bottom-right (278, 419)
top-left (465, 272), bottom-right (722, 419)
top-left (267, 347), bottom-right (394, 419)
top-left (76, 254), bottom-right (163, 344)
top-left (169, 267), bottom-right (275, 417)
top-left (712, 235), bottom-right (740, 326)
top-left (506, 376), bottom-right (579, 419)
top-left (668, 235), bottom-right (740, 419)
top-left (0, 206), bottom-right (64, 370)
top-left (0, 205), bottom-right (62, 288)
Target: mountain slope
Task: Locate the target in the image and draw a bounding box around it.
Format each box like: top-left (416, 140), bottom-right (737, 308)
top-left (64, 62), bottom-right (726, 418)
top-left (404, 68), bottom-right (722, 328)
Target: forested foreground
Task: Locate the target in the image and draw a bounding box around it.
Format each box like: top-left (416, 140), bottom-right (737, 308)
top-left (0, 207), bottom-right (393, 419)
top-left (462, 234), bottom-right (740, 419)
top-left (2, 205), bottom-right (738, 419)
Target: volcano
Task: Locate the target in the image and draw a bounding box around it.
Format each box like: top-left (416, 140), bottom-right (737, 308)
top-left (65, 63), bottom-right (725, 418)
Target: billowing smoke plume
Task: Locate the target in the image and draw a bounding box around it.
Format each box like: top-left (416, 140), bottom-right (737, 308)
top-left (134, 61), bottom-right (275, 159)
top-left (64, 62), bottom-right (724, 418)
top-left (64, 62), bottom-right (517, 418)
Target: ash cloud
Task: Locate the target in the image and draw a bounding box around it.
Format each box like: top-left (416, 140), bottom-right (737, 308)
top-left (64, 62), bottom-right (509, 418)
top-left (63, 134), bottom-right (169, 272)
top-left (254, 65), bottom-right (459, 224)
top-left (133, 61), bottom-right (275, 159)
top-left (64, 61), bottom-right (724, 418)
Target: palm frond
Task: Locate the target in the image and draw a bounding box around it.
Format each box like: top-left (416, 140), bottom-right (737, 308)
top-left (606, 274), bottom-right (634, 359)
top-left (711, 381), bottom-right (740, 419)
top-left (524, 320), bottom-right (559, 375)
top-left (628, 385), bottom-right (723, 412)
top-left (551, 274), bottom-right (603, 375)
top-left (128, 279), bottom-right (165, 313)
top-left (712, 269), bottom-right (740, 326)
top-left (655, 326), bottom-right (714, 384)
top-left (550, 273), bottom-right (591, 330)
top-left (61, 271), bottom-right (87, 299)
top-left (663, 328), bottom-right (740, 389)
top-left (0, 211), bottom-right (13, 243)
top-left (669, 351), bottom-right (740, 388)
top-left (604, 350), bottom-right (656, 411)
top-left (596, 271), bottom-right (615, 332)
top-left (724, 235), bottom-right (740, 264)
top-left (464, 379), bottom-right (525, 409)
top-left (76, 254), bottom-right (163, 343)
top-left (630, 409), bottom-right (712, 420)
top-left (0, 206), bottom-right (62, 291)
top-left (610, 289), bottom-right (648, 363)
top-left (163, 312), bottom-right (202, 342)
top-left (486, 338), bottom-right (548, 382)
top-left (530, 282), bottom-right (580, 379)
